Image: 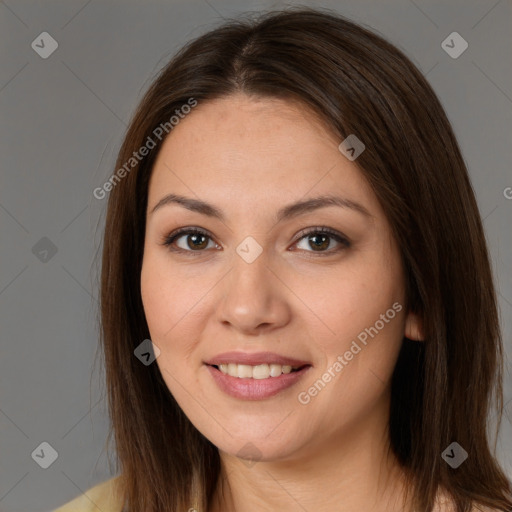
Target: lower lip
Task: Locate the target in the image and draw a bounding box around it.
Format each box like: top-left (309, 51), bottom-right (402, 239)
top-left (205, 364), bottom-right (311, 400)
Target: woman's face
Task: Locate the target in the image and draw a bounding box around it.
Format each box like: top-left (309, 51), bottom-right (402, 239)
top-left (141, 93), bottom-right (422, 463)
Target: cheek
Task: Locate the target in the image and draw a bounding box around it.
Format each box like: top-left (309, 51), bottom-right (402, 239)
top-left (140, 262), bottom-right (170, 339)
top-left (141, 251), bottom-right (201, 341)
top-left (291, 258), bottom-right (404, 351)
top-left (140, 260), bottom-right (193, 398)
top-left (297, 300), bottom-right (405, 438)
top-left (293, 251), bottom-right (405, 402)
top-left (140, 251), bottom-right (213, 383)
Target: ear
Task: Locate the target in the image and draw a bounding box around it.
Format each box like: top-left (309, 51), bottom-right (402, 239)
top-left (405, 310), bottom-right (424, 341)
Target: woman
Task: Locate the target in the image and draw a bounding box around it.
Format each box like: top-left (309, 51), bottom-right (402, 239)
top-left (54, 6), bottom-right (512, 512)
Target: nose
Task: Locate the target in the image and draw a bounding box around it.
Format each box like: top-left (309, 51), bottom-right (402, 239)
top-left (215, 247), bottom-right (291, 335)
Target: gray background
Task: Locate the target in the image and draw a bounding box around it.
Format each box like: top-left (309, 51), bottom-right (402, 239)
top-left (0, 0), bottom-right (511, 510)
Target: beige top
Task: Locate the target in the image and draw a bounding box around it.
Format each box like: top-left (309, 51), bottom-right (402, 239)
top-left (52, 476), bottom-right (498, 512)
top-left (53, 476), bottom-right (124, 512)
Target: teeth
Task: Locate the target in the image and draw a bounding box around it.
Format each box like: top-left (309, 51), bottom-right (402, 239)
top-left (217, 363), bottom-right (297, 379)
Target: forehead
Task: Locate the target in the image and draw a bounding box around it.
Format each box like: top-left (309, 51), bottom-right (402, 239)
top-left (147, 93), bottom-right (379, 218)
top-left (163, 93), bottom-right (336, 151)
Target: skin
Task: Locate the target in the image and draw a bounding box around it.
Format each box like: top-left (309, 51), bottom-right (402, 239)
top-left (140, 92), bottom-right (426, 511)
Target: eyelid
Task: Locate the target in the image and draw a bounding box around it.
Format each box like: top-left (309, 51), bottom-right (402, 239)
top-left (294, 225), bottom-right (349, 244)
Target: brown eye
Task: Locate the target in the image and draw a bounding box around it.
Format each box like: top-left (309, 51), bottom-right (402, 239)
top-left (293, 227), bottom-right (350, 255)
top-left (162, 228), bottom-right (218, 253)
top-left (183, 233), bottom-right (209, 250)
top-left (305, 233), bottom-right (331, 251)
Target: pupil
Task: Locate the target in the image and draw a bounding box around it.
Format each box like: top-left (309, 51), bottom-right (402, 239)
top-left (188, 234), bottom-right (207, 250)
top-left (310, 234), bottom-right (329, 251)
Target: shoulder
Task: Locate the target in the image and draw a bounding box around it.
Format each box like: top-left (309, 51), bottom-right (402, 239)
top-left (53, 475), bottom-right (124, 512)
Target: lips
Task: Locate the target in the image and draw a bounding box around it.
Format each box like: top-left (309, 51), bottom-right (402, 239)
top-left (206, 363), bottom-right (312, 400)
top-left (204, 351), bottom-right (313, 399)
top-left (204, 351), bottom-right (311, 368)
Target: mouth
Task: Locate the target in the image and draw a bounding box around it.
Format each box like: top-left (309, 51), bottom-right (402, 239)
top-left (203, 351), bottom-right (312, 399)
top-left (205, 363), bottom-right (312, 400)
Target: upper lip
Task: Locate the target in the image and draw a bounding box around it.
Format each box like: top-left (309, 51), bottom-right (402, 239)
top-left (204, 351), bottom-right (311, 368)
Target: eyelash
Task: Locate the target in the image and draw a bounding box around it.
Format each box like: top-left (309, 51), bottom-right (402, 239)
top-left (160, 226), bottom-right (351, 257)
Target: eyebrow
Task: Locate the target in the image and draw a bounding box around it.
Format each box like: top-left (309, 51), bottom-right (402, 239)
top-left (150, 193), bottom-right (372, 222)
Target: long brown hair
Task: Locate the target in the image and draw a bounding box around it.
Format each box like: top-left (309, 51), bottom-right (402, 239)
top-left (98, 6), bottom-right (512, 511)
